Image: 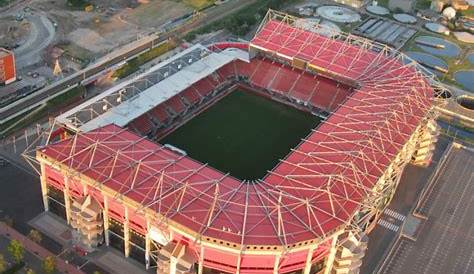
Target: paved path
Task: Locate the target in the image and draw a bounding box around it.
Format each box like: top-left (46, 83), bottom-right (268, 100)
top-left (13, 14), bottom-right (56, 69)
top-left (0, 222), bottom-right (84, 274)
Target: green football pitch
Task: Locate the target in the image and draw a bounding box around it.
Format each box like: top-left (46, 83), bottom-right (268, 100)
top-left (160, 89), bottom-right (322, 180)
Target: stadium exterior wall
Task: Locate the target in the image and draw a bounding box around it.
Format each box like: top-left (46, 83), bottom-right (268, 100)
top-left (35, 116), bottom-right (438, 274)
top-left (31, 11), bottom-right (443, 274)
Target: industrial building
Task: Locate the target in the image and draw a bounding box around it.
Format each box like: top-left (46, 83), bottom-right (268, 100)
top-left (30, 10), bottom-right (443, 274)
top-left (0, 48), bottom-right (16, 85)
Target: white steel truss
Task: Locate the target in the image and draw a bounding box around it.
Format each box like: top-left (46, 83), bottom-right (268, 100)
top-left (24, 10), bottom-right (447, 264)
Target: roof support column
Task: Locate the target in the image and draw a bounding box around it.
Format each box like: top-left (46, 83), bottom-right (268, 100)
top-left (303, 247), bottom-right (315, 274)
top-left (273, 253), bottom-right (281, 274)
top-left (236, 254), bottom-right (242, 274)
top-left (324, 234), bottom-right (339, 274)
top-left (124, 207), bottom-right (130, 258)
top-left (145, 218), bottom-right (151, 270)
top-left (39, 162), bottom-right (49, 212)
top-left (63, 177), bottom-right (72, 224)
top-left (197, 246), bottom-right (204, 274)
top-left (102, 194), bottom-right (110, 246)
top-left (412, 119), bottom-right (439, 166)
top-left (169, 257), bottom-right (177, 274)
top-left (169, 242), bottom-right (185, 274)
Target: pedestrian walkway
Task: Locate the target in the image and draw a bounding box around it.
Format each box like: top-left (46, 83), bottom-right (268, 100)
top-left (384, 208), bottom-right (406, 221)
top-left (377, 219), bottom-right (400, 232)
top-left (0, 222), bottom-right (84, 274)
top-left (95, 248), bottom-right (150, 274)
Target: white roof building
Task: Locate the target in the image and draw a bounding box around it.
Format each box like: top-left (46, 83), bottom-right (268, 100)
top-left (56, 44), bottom-right (249, 132)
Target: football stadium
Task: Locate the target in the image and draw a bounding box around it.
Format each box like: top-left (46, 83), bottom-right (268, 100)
top-left (30, 10), bottom-right (443, 274)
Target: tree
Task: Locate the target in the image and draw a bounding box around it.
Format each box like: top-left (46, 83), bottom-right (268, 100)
top-left (7, 239), bottom-right (24, 263)
top-left (28, 229), bottom-right (42, 244)
top-left (3, 215), bottom-right (14, 227)
top-left (0, 254), bottom-right (6, 272)
top-left (42, 256), bottom-right (56, 274)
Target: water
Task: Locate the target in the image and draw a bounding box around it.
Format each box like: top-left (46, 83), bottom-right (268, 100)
top-left (468, 53), bottom-right (474, 65)
top-left (405, 51), bottom-right (448, 77)
top-left (415, 36), bottom-right (461, 57)
top-left (454, 70), bottom-right (474, 92)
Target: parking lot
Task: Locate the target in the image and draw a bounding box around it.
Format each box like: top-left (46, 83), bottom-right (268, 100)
top-left (378, 144), bottom-right (474, 274)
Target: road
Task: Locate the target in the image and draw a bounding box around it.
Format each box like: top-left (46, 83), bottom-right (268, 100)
top-left (0, 0), bottom-right (256, 126)
top-left (13, 14), bottom-right (55, 69)
top-left (0, 34), bottom-right (166, 124)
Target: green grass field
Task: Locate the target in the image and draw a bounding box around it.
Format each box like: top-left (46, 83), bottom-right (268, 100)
top-left (160, 89), bottom-right (321, 180)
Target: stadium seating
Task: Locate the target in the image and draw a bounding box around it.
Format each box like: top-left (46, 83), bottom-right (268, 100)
top-left (268, 66), bottom-right (300, 95)
top-left (167, 96), bottom-right (186, 114)
top-left (289, 73), bottom-right (317, 103)
top-left (232, 58), bottom-right (351, 112)
top-left (151, 105), bottom-right (170, 123)
top-left (330, 85), bottom-right (352, 110)
top-left (234, 60), bottom-right (255, 78)
top-left (249, 59), bottom-right (282, 89)
top-left (193, 77), bottom-right (217, 97)
top-left (128, 56), bottom-right (353, 137)
top-left (217, 63), bottom-right (237, 79)
top-left (128, 114), bottom-right (153, 135)
top-left (181, 87), bottom-right (202, 105)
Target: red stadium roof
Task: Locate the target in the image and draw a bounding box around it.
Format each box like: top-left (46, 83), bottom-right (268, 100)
top-left (40, 17), bottom-right (435, 247)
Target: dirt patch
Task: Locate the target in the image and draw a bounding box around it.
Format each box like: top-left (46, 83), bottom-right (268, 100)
top-left (27, 0), bottom-right (193, 54)
top-left (126, 0), bottom-right (192, 28)
top-left (0, 17), bottom-right (30, 48)
top-left (183, 0), bottom-right (214, 9)
top-left (68, 28), bottom-right (114, 53)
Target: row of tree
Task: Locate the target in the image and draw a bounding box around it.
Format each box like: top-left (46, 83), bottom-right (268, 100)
top-left (0, 233), bottom-right (56, 274)
top-left (185, 0), bottom-right (299, 40)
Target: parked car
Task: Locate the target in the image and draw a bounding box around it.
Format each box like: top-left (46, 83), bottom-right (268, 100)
top-left (0, 158), bottom-right (9, 167)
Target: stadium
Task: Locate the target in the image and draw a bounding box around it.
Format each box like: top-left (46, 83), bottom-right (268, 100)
top-left (30, 10), bottom-right (442, 274)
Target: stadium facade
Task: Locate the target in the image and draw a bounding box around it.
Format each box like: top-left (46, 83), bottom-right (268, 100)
top-left (31, 10), bottom-right (443, 274)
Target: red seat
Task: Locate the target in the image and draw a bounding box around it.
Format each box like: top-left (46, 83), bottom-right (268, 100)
top-left (151, 105), bottom-right (169, 123)
top-left (129, 115), bottom-right (152, 134)
top-left (166, 96), bottom-right (185, 113)
top-left (269, 67), bottom-right (299, 95)
top-left (217, 63), bottom-right (236, 79)
top-left (182, 87), bottom-right (201, 104)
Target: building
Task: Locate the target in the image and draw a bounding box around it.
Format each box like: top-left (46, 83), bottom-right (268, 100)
top-left (431, 0), bottom-right (471, 12)
top-left (332, 0), bottom-right (367, 8)
top-left (32, 10), bottom-right (444, 274)
top-left (452, 0), bottom-right (470, 10)
top-left (0, 48), bottom-right (16, 85)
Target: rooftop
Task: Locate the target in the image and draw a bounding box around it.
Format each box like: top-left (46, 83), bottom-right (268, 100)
top-left (0, 48), bottom-right (13, 58)
top-left (39, 12), bottom-right (436, 247)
